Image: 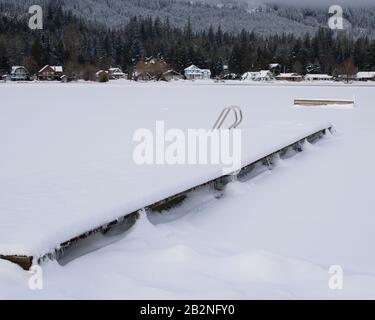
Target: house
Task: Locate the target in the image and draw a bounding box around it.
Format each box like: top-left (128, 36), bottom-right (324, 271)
top-left (10, 66), bottom-right (29, 81)
top-left (269, 63), bottom-right (281, 76)
top-left (305, 74), bottom-right (333, 81)
top-left (356, 72), bottom-right (375, 81)
top-left (162, 70), bottom-right (184, 81)
top-left (108, 67), bottom-right (126, 80)
top-left (255, 70), bottom-right (274, 81)
top-left (276, 73), bottom-right (303, 82)
top-left (136, 57), bottom-right (169, 81)
top-left (241, 70), bottom-right (274, 81)
top-left (184, 65), bottom-right (211, 80)
top-left (38, 65), bottom-right (63, 80)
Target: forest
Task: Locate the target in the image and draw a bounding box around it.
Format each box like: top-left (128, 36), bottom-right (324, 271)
top-left (0, 1), bottom-right (375, 79)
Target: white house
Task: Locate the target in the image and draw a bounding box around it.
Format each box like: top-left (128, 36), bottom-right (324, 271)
top-left (108, 67), bottom-right (126, 80)
top-left (356, 71), bottom-right (375, 81)
top-left (241, 70), bottom-right (274, 81)
top-left (10, 66), bottom-right (29, 81)
top-left (184, 65), bottom-right (211, 80)
top-left (305, 74), bottom-right (333, 81)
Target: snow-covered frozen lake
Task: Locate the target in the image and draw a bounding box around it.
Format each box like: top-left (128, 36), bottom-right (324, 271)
top-left (1, 80), bottom-right (375, 299)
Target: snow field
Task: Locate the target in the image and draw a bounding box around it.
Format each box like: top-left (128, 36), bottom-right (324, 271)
top-left (1, 80), bottom-right (375, 299)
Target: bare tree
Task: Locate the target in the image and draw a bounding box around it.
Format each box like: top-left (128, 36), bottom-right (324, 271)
top-left (292, 61), bottom-right (303, 75)
top-left (135, 58), bottom-right (170, 81)
top-left (340, 58), bottom-right (357, 83)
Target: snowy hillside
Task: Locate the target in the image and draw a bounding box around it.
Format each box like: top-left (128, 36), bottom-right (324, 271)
top-left (1, 0), bottom-right (375, 36)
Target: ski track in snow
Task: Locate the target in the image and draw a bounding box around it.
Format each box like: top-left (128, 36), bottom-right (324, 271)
top-left (1, 80), bottom-right (375, 299)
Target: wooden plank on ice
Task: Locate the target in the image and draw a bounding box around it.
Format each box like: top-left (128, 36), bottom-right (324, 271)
top-left (294, 99), bottom-right (354, 106)
top-left (0, 255), bottom-right (33, 270)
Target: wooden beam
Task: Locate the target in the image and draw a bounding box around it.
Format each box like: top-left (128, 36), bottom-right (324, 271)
top-left (294, 99), bottom-right (354, 106)
top-left (0, 255), bottom-right (33, 270)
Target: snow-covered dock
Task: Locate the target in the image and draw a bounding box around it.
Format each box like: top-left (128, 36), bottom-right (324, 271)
top-left (0, 82), bottom-right (334, 268)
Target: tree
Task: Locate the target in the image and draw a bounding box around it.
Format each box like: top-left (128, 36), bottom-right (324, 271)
top-left (30, 38), bottom-right (43, 68)
top-left (98, 71), bottom-right (109, 83)
top-left (135, 58), bottom-right (169, 81)
top-left (293, 61), bottom-right (303, 74)
top-left (1, 5), bottom-right (375, 83)
top-left (340, 58), bottom-right (357, 83)
top-left (0, 40), bottom-right (9, 74)
top-left (228, 43), bottom-right (245, 76)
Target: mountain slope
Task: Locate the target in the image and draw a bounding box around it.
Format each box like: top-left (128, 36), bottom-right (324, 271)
top-left (1, 0), bottom-right (375, 36)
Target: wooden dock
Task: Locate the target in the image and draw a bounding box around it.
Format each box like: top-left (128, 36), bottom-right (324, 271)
top-left (0, 126), bottom-right (333, 270)
top-left (0, 255), bottom-right (33, 271)
top-left (294, 99), bottom-right (354, 107)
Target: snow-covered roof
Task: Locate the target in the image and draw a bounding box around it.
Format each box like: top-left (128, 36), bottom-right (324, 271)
top-left (38, 65), bottom-right (50, 73)
top-left (277, 73), bottom-right (302, 78)
top-left (241, 70), bottom-right (273, 80)
top-left (112, 72), bottom-right (125, 76)
top-left (184, 65), bottom-right (201, 71)
top-left (259, 70), bottom-right (272, 77)
top-left (109, 68), bottom-right (122, 72)
top-left (11, 66), bottom-right (26, 74)
top-left (269, 63), bottom-right (280, 68)
top-left (305, 74), bottom-right (332, 79)
top-left (163, 69), bottom-right (183, 76)
top-left (38, 65), bottom-right (63, 73)
top-left (356, 71), bottom-right (375, 79)
top-left (53, 66), bottom-right (63, 73)
top-left (108, 68), bottom-right (125, 76)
